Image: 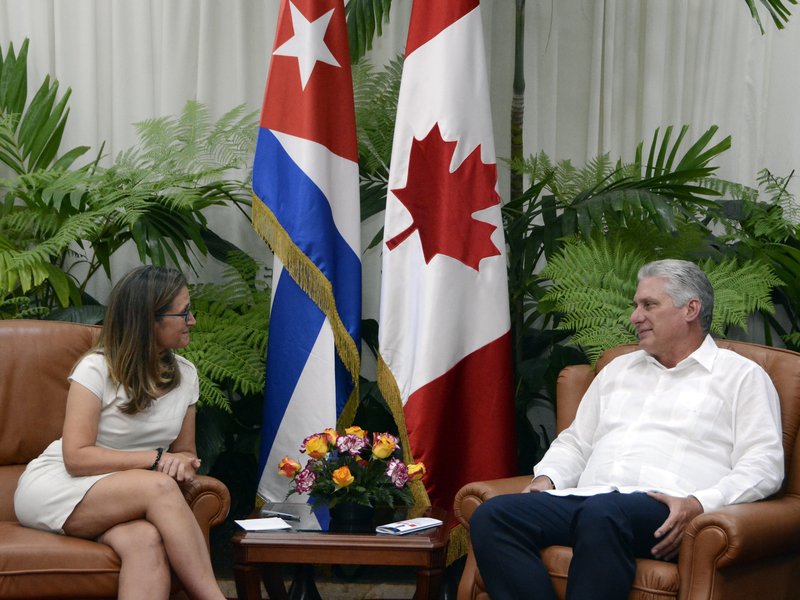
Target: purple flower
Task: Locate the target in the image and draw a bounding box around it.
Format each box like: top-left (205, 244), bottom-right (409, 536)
top-left (386, 458), bottom-right (409, 489)
top-left (336, 433), bottom-right (367, 456)
top-left (294, 467), bottom-right (317, 494)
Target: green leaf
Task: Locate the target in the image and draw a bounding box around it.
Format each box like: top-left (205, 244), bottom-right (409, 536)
top-left (0, 39), bottom-right (29, 119)
top-left (30, 93), bottom-right (71, 169)
top-left (346, 0), bottom-right (392, 62)
top-left (17, 76), bottom-right (58, 155)
top-left (51, 145), bottom-right (91, 170)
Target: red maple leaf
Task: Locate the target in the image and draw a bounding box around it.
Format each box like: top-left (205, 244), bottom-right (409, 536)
top-left (386, 123), bottom-right (501, 271)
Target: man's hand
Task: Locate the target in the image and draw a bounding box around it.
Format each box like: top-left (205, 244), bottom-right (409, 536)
top-left (523, 475), bottom-right (555, 493)
top-left (648, 492), bottom-right (703, 561)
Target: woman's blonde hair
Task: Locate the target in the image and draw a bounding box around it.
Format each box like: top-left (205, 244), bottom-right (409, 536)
top-left (100, 265), bottom-right (188, 414)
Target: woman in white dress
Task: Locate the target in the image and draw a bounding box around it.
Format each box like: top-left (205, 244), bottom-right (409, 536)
top-left (14, 266), bottom-right (227, 600)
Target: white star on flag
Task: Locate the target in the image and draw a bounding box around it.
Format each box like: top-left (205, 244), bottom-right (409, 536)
top-left (273, 2), bottom-right (340, 90)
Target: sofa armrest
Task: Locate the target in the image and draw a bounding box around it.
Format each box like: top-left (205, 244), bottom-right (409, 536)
top-left (680, 495), bottom-right (800, 573)
top-left (454, 475), bottom-right (532, 528)
top-left (181, 474), bottom-right (231, 545)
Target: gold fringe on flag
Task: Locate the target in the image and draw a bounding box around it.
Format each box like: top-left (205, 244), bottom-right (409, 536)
top-left (376, 353), bottom-right (429, 506)
top-left (446, 523), bottom-right (469, 566)
top-left (252, 198), bottom-right (361, 411)
top-left (378, 354), bottom-right (469, 566)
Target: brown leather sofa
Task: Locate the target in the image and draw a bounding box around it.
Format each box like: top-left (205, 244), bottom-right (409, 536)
top-left (454, 340), bottom-right (800, 600)
top-left (0, 319), bottom-right (231, 598)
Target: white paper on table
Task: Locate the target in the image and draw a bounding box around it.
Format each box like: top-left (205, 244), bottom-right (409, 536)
top-left (234, 517), bottom-right (292, 531)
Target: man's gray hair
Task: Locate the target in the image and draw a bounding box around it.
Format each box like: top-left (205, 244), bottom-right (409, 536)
top-left (637, 259), bottom-right (714, 334)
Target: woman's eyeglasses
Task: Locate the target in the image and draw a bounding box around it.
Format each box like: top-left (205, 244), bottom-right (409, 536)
top-left (157, 305), bottom-right (193, 323)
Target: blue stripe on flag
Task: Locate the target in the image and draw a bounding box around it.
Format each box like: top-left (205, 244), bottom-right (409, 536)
top-left (253, 129), bottom-right (361, 339)
top-left (256, 265), bottom-right (356, 509)
top-left (257, 270), bottom-right (326, 477)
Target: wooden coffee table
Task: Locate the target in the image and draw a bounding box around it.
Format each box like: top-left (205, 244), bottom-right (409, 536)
top-left (232, 505), bottom-right (449, 600)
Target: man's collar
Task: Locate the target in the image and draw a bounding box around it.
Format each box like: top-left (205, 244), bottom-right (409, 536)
top-left (635, 334), bottom-right (717, 371)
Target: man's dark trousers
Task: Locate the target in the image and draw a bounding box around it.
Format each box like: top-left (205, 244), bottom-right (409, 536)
top-left (470, 491), bottom-right (671, 600)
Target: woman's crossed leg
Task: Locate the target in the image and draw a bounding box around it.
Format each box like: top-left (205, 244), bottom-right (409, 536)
top-left (64, 469), bottom-right (225, 600)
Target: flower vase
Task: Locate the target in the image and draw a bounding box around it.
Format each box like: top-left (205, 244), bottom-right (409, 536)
top-left (328, 503), bottom-right (375, 534)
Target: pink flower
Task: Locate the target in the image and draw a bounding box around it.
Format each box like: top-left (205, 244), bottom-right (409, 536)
top-left (386, 458), bottom-right (409, 489)
top-left (336, 433), bottom-right (367, 456)
top-left (294, 467), bottom-right (317, 494)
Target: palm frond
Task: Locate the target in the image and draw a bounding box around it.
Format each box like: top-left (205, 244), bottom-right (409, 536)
top-left (744, 0), bottom-right (798, 32)
top-left (0, 39), bottom-right (89, 174)
top-left (345, 0), bottom-right (393, 62)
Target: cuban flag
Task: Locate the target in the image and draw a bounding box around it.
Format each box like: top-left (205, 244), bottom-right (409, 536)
top-left (377, 0), bottom-right (517, 526)
top-left (252, 0), bottom-right (361, 510)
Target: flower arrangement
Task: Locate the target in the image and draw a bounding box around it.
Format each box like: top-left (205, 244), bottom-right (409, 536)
top-left (278, 425), bottom-right (426, 510)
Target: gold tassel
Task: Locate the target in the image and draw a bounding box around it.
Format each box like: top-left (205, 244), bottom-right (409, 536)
top-left (376, 354), bottom-right (431, 507)
top-left (336, 385), bottom-right (361, 432)
top-left (379, 355), bottom-right (472, 566)
top-left (446, 524), bottom-right (469, 566)
top-left (252, 198), bottom-right (361, 397)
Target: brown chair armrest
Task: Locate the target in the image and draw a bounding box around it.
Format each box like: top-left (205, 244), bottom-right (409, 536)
top-left (681, 495), bottom-right (800, 571)
top-left (454, 475), bottom-right (532, 528)
top-left (180, 474), bottom-right (231, 544)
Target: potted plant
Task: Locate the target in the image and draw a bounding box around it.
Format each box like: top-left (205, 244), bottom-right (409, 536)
top-left (278, 425), bottom-right (425, 531)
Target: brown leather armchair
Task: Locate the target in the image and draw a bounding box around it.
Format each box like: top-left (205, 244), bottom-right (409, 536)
top-left (0, 319), bottom-right (231, 598)
top-left (454, 340), bottom-right (800, 600)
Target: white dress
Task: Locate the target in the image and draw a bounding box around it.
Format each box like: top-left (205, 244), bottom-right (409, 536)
top-left (14, 352), bottom-right (199, 533)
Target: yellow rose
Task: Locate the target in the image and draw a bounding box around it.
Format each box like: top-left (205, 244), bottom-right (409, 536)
top-left (323, 427), bottom-right (338, 445)
top-left (304, 434), bottom-right (330, 459)
top-left (332, 465), bottom-right (355, 488)
top-left (345, 425), bottom-right (367, 438)
top-left (277, 456), bottom-right (301, 478)
top-left (407, 462), bottom-right (426, 482)
top-left (372, 433), bottom-right (397, 459)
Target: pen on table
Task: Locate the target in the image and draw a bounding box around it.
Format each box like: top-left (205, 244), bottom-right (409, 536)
top-left (261, 511), bottom-right (300, 521)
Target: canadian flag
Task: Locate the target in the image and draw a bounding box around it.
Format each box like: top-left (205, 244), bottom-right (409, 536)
top-left (378, 0), bottom-right (516, 516)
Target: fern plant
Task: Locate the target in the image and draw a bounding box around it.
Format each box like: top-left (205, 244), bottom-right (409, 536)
top-left (540, 239), bottom-right (780, 363)
top-left (176, 255), bottom-right (270, 412)
top-left (352, 54), bottom-right (402, 249)
top-left (710, 169), bottom-right (800, 348)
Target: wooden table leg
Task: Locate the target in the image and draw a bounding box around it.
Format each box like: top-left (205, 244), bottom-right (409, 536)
top-left (415, 566), bottom-right (444, 600)
top-left (234, 562), bottom-right (264, 600)
top-left (287, 564), bottom-right (322, 600)
top-left (262, 564), bottom-right (289, 600)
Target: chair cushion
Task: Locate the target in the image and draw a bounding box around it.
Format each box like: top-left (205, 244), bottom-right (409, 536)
top-left (0, 521), bottom-right (119, 598)
top-left (542, 546), bottom-right (679, 600)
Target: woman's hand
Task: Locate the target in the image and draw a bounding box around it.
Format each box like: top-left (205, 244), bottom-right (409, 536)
top-left (157, 451), bottom-right (201, 483)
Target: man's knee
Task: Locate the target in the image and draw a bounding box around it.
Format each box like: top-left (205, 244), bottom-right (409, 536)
top-left (470, 499), bottom-right (498, 543)
top-left (572, 493), bottom-right (626, 532)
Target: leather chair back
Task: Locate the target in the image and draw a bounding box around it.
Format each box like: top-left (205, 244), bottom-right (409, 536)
top-left (0, 320), bottom-right (101, 520)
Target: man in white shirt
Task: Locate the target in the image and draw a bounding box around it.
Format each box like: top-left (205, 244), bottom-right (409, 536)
top-left (470, 259), bottom-right (784, 600)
